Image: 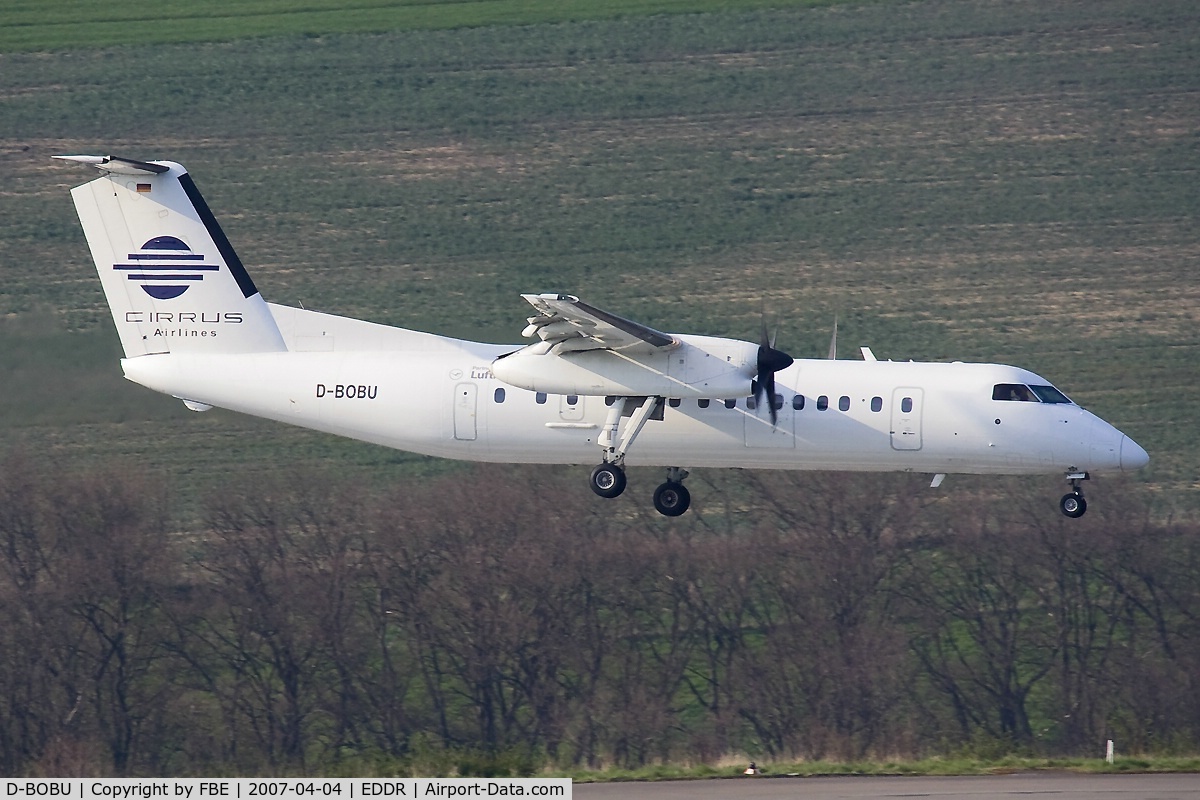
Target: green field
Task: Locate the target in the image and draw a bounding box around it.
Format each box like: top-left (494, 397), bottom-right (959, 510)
top-left (1, 0), bottom-right (1197, 512)
top-left (0, 0), bottom-right (848, 51)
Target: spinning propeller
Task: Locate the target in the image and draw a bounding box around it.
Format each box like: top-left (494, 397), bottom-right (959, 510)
top-left (754, 319), bottom-right (794, 426)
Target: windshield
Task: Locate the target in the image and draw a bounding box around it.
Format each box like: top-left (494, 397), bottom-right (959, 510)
top-left (993, 383), bottom-right (1074, 404)
top-left (1029, 384), bottom-right (1073, 404)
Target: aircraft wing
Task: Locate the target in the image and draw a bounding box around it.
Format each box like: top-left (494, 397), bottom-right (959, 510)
top-left (519, 294), bottom-right (678, 354)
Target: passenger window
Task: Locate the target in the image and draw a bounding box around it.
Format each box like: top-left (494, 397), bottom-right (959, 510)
top-left (724, 399), bottom-right (736, 409)
top-left (993, 383), bottom-right (1037, 402)
top-left (536, 392), bottom-right (547, 405)
top-left (839, 396), bottom-right (850, 411)
top-left (773, 393), bottom-right (783, 411)
top-left (698, 398), bottom-right (710, 409)
top-left (566, 394), bottom-right (579, 405)
top-left (901, 397), bottom-right (913, 413)
top-left (605, 396), bottom-right (616, 406)
top-left (746, 396), bottom-right (757, 410)
top-left (793, 394), bottom-right (805, 410)
top-left (494, 388), bottom-right (506, 403)
top-left (817, 395), bottom-right (829, 411)
top-left (871, 396), bottom-right (882, 412)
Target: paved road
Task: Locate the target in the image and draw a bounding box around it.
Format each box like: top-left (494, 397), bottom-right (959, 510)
top-left (575, 772), bottom-right (1200, 798)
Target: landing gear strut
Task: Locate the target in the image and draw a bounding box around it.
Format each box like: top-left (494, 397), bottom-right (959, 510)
top-left (1059, 472), bottom-right (1089, 518)
top-left (590, 396), bottom-right (657, 502)
top-left (589, 397), bottom-right (694, 516)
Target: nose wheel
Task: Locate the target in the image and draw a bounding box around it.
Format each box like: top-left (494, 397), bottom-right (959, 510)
top-left (1060, 491), bottom-right (1087, 518)
top-left (1059, 472), bottom-right (1089, 518)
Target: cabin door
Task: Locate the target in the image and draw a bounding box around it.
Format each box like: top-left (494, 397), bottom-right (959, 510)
top-left (744, 396), bottom-right (795, 448)
top-left (890, 388), bottom-right (923, 451)
top-left (454, 383), bottom-right (478, 441)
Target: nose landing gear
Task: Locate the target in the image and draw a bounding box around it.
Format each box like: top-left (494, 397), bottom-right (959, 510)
top-left (1059, 471), bottom-right (1089, 518)
top-left (1060, 491), bottom-right (1087, 518)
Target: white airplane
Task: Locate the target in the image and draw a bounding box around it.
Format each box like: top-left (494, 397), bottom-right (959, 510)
top-left (57, 155), bottom-right (1149, 518)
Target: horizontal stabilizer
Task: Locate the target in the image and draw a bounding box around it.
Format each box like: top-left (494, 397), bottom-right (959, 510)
top-left (53, 154), bottom-right (170, 175)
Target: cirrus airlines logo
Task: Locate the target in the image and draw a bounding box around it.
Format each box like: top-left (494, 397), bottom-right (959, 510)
top-left (113, 236), bottom-right (218, 300)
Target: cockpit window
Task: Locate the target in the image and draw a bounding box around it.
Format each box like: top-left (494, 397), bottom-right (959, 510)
top-left (992, 383), bottom-right (1074, 404)
top-left (1029, 384), bottom-right (1073, 404)
top-left (993, 383), bottom-right (1037, 402)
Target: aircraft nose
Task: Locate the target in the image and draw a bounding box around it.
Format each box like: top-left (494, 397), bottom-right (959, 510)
top-left (1120, 435), bottom-right (1150, 471)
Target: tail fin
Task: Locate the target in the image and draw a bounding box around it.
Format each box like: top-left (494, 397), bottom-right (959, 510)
top-left (56, 155), bottom-right (286, 357)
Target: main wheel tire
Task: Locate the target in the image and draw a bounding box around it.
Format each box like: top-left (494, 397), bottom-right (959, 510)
top-left (590, 463), bottom-right (627, 499)
top-left (653, 482), bottom-right (691, 517)
top-left (1060, 492), bottom-right (1087, 518)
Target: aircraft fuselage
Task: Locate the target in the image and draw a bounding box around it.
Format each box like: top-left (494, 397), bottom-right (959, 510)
top-left (120, 305), bottom-right (1141, 478)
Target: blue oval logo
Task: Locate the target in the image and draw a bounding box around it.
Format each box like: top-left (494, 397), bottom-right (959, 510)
top-left (113, 236), bottom-right (218, 299)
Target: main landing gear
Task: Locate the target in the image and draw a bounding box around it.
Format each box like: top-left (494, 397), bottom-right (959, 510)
top-left (1059, 471), bottom-right (1089, 518)
top-left (653, 469), bottom-right (691, 517)
top-left (588, 395), bottom-right (693, 517)
top-left (589, 461), bottom-right (692, 517)
top-left (589, 463), bottom-right (626, 499)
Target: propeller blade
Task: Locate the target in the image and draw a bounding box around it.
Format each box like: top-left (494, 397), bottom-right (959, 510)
top-left (827, 314), bottom-right (838, 360)
top-left (755, 313), bottom-right (793, 427)
top-left (763, 370), bottom-right (778, 426)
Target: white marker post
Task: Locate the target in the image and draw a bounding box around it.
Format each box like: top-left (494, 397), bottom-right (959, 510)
top-left (1106, 739), bottom-right (1115, 763)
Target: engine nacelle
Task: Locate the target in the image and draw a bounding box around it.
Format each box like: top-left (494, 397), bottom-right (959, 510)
top-left (492, 335), bottom-right (757, 398)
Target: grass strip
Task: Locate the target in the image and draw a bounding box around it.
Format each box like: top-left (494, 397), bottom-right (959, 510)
top-left (554, 755), bottom-right (1200, 782)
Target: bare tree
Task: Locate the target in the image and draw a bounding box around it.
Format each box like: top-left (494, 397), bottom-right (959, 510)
top-left (0, 454), bottom-right (178, 775)
top-left (2, 454), bottom-right (1195, 773)
top-left (173, 471), bottom-right (367, 771)
top-left (899, 503), bottom-right (1060, 749)
top-left (48, 470), bottom-right (177, 775)
top-left (733, 473), bottom-right (918, 759)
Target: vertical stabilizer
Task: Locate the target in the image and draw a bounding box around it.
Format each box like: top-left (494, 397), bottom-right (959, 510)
top-left (57, 155), bottom-right (286, 357)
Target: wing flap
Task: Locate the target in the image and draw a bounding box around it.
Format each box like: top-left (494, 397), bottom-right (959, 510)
top-left (520, 294), bottom-right (677, 354)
